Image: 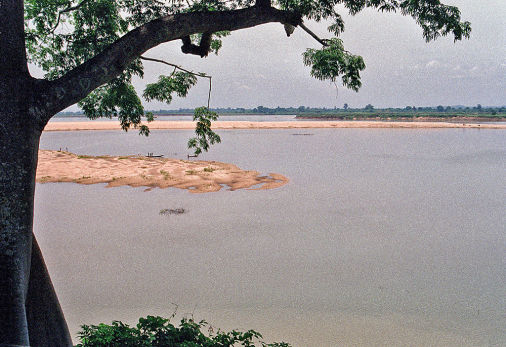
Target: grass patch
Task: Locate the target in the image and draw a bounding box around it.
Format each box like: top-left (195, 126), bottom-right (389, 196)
top-left (203, 167), bottom-right (215, 172)
top-left (185, 170), bottom-right (197, 175)
top-left (160, 170), bottom-right (172, 180)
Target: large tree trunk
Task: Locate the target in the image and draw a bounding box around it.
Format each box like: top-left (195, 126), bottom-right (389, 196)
top-left (26, 237), bottom-right (73, 347)
top-left (0, 0), bottom-right (71, 343)
top-left (0, 100), bottom-right (40, 345)
top-left (0, 82), bottom-right (72, 346)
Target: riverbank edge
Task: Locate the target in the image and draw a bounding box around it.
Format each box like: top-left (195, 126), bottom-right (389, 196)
top-left (44, 120), bottom-right (506, 131)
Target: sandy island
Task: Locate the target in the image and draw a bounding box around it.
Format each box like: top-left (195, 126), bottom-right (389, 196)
top-left (44, 120), bottom-right (506, 131)
top-left (36, 150), bottom-right (288, 193)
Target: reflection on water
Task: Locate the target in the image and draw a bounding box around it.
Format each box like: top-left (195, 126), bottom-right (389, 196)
top-left (36, 129), bottom-right (506, 346)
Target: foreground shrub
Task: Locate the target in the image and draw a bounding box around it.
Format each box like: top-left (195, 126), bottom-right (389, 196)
top-left (75, 315), bottom-right (291, 347)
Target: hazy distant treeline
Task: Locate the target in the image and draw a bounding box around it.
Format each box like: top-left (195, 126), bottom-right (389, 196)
top-left (57, 104), bottom-right (506, 117)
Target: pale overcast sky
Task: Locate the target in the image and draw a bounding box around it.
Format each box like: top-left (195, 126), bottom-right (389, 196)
top-left (34, 0), bottom-right (505, 110)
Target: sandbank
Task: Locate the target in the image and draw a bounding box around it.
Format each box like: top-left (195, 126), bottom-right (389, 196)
top-left (36, 150), bottom-right (288, 193)
top-left (44, 120), bottom-right (506, 131)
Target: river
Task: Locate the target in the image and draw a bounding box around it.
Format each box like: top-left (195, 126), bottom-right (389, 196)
top-left (36, 128), bottom-right (505, 346)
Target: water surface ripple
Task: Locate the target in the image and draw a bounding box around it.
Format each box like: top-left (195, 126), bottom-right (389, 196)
top-left (36, 128), bottom-right (506, 346)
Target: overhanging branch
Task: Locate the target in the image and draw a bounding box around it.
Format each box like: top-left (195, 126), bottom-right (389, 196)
top-left (140, 56), bottom-right (209, 78)
top-left (299, 23), bottom-right (329, 46)
top-left (140, 56), bottom-right (213, 108)
top-left (41, 6), bottom-right (301, 121)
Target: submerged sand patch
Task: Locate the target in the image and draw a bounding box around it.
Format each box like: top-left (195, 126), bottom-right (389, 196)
top-left (36, 150), bottom-right (288, 193)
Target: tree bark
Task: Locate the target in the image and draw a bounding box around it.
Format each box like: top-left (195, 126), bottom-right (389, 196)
top-left (0, 1), bottom-right (70, 344)
top-left (26, 237), bottom-right (73, 347)
top-left (0, 84), bottom-right (72, 346)
top-left (0, 0), bottom-right (28, 76)
top-left (0, 94), bottom-right (41, 345)
top-left (1, 1), bottom-right (37, 333)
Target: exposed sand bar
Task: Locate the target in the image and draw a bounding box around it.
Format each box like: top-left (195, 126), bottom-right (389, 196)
top-left (44, 120), bottom-right (506, 131)
top-left (36, 150), bottom-right (288, 193)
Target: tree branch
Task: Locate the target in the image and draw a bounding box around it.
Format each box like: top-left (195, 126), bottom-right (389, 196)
top-left (299, 22), bottom-right (329, 46)
top-left (0, 0), bottom-right (29, 76)
top-left (180, 32), bottom-right (213, 57)
top-left (255, 0), bottom-right (271, 8)
top-left (140, 56), bottom-right (209, 78)
top-left (140, 56), bottom-right (213, 108)
top-left (50, 0), bottom-right (91, 34)
top-left (40, 6), bottom-right (301, 122)
top-left (61, 0), bottom-right (89, 13)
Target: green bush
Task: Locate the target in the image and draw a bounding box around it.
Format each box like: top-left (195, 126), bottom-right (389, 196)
top-left (75, 315), bottom-right (291, 347)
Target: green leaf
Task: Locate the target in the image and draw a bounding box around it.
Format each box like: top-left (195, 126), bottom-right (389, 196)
top-left (303, 38), bottom-right (365, 91)
top-left (143, 72), bottom-right (198, 104)
top-left (78, 79), bottom-right (151, 134)
top-left (188, 107), bottom-right (221, 156)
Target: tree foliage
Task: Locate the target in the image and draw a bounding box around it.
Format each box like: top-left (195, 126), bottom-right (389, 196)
top-left (76, 315), bottom-right (290, 347)
top-left (143, 72), bottom-right (199, 105)
top-left (24, 0), bottom-right (471, 154)
top-left (188, 107), bottom-right (222, 155)
top-left (303, 38), bottom-right (365, 91)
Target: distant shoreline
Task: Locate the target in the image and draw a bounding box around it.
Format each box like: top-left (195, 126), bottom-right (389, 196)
top-left (44, 120), bottom-right (506, 131)
top-left (296, 116), bottom-right (506, 122)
